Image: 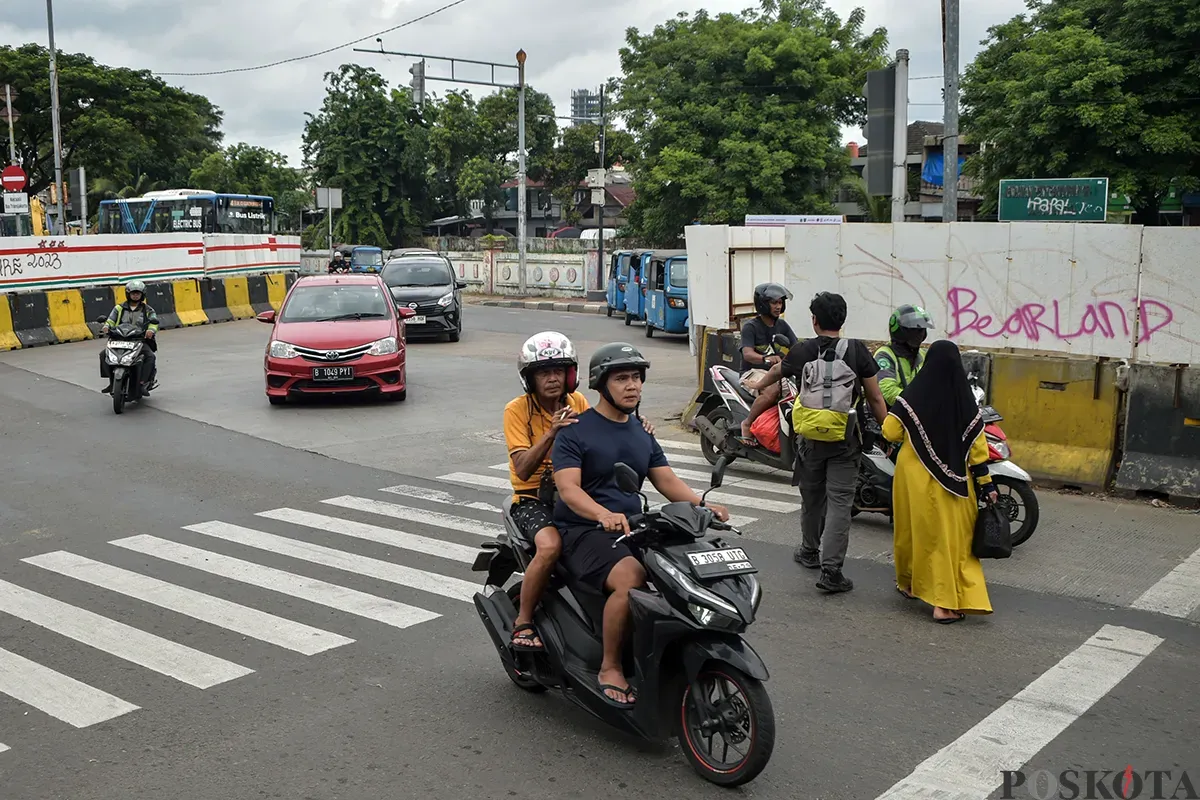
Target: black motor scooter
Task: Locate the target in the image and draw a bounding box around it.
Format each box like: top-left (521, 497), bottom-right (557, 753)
top-left (471, 457), bottom-right (775, 787)
top-left (96, 316), bottom-right (155, 415)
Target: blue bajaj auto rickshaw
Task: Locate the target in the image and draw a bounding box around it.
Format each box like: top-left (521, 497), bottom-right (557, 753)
top-left (644, 251), bottom-right (688, 337)
top-left (622, 251), bottom-right (652, 326)
top-left (605, 250), bottom-right (640, 318)
top-left (350, 246), bottom-right (384, 273)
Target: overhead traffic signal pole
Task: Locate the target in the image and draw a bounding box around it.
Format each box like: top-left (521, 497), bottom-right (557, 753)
top-left (356, 47), bottom-right (530, 292)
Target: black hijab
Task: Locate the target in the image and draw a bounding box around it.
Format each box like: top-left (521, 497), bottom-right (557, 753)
top-left (889, 340), bottom-right (985, 498)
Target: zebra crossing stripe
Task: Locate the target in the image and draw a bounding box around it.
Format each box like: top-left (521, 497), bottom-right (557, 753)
top-left (379, 484), bottom-right (503, 514)
top-left (484, 463), bottom-right (796, 499)
top-left (657, 439), bottom-right (702, 452)
top-left (0, 646), bottom-right (140, 728)
top-left (112, 534), bottom-right (443, 627)
top-left (0, 578), bottom-right (253, 689)
top-left (321, 496), bottom-right (504, 538)
top-left (257, 508), bottom-right (480, 563)
top-left (23, 551), bottom-right (353, 656)
top-left (180, 521), bottom-right (479, 603)
top-left (456, 470), bottom-right (800, 514)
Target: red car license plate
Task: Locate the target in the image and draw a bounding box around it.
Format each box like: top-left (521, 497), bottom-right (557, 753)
top-left (312, 366), bottom-right (354, 381)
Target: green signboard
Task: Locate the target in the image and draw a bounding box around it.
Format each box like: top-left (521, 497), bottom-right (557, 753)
top-left (997, 177), bottom-right (1109, 222)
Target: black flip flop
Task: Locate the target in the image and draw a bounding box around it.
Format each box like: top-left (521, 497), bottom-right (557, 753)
top-left (598, 683), bottom-right (636, 709)
top-left (510, 623), bottom-right (545, 651)
top-left (935, 612), bottom-right (966, 624)
top-left (896, 586), bottom-right (916, 600)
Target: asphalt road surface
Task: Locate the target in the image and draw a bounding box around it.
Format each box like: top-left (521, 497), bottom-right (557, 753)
top-left (0, 301), bottom-right (1196, 800)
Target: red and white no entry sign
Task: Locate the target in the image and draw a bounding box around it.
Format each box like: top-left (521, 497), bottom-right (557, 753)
top-left (1, 165), bottom-right (28, 192)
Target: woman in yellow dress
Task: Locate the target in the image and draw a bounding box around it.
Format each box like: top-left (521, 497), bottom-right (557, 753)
top-left (882, 340), bottom-right (998, 624)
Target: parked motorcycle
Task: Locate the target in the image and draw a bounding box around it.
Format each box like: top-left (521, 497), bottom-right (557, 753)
top-left (696, 334), bottom-right (797, 472)
top-left (471, 457), bottom-right (775, 787)
top-left (96, 316), bottom-right (153, 415)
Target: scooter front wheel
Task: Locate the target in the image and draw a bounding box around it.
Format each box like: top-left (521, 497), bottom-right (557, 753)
top-left (678, 665), bottom-right (775, 787)
top-left (112, 380), bottom-right (126, 414)
top-left (992, 475), bottom-right (1039, 547)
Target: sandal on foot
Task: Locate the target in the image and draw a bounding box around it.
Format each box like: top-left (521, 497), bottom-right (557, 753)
top-left (896, 586), bottom-right (916, 600)
top-left (510, 623), bottom-right (544, 651)
top-left (598, 683), bottom-right (636, 709)
top-left (934, 612), bottom-right (966, 624)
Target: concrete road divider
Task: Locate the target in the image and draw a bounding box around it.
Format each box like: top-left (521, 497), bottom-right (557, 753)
top-left (976, 354), bottom-right (1121, 489)
top-left (0, 271), bottom-right (299, 352)
top-left (7, 292), bottom-right (57, 348)
top-left (200, 278), bottom-right (234, 323)
top-left (46, 289), bottom-right (93, 344)
top-left (1115, 364), bottom-right (1200, 501)
top-left (172, 279), bottom-right (209, 327)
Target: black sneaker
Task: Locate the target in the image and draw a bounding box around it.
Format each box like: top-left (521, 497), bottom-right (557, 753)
top-left (793, 548), bottom-right (820, 569)
top-left (817, 568), bottom-right (854, 593)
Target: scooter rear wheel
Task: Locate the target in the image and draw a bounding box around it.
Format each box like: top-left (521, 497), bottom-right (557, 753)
top-left (503, 582), bottom-right (547, 693)
top-left (678, 665), bottom-right (775, 787)
top-left (699, 408), bottom-right (735, 467)
top-left (992, 476), bottom-right (1039, 547)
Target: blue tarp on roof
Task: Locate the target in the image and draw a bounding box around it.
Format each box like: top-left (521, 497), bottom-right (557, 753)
top-left (921, 152), bottom-right (967, 186)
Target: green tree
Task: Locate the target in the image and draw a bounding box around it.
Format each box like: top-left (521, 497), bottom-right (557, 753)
top-left (541, 122), bottom-right (637, 226)
top-left (189, 143), bottom-right (308, 232)
top-left (616, 0), bottom-right (888, 244)
top-left (301, 64), bottom-right (432, 247)
top-left (961, 0), bottom-right (1200, 223)
top-left (0, 43), bottom-right (222, 196)
top-left (425, 91), bottom-right (488, 220)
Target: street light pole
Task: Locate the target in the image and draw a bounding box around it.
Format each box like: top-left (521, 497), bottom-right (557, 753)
top-left (46, 0), bottom-right (66, 235)
top-left (596, 84), bottom-right (606, 294)
top-left (516, 49), bottom-right (527, 295)
top-left (942, 0), bottom-right (960, 224)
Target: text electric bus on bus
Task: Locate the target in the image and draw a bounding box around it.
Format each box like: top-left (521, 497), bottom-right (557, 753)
top-left (97, 189), bottom-right (276, 235)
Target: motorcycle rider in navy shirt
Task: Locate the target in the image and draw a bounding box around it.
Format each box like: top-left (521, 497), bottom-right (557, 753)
top-left (552, 343), bottom-right (730, 708)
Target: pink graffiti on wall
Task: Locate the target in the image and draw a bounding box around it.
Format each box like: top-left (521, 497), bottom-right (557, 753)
top-left (946, 287), bottom-right (1174, 343)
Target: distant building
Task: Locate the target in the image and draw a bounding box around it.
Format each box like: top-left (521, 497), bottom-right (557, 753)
top-left (571, 89), bottom-right (601, 125)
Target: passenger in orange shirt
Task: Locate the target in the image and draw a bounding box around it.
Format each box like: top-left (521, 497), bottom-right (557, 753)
top-left (503, 332), bottom-right (653, 651)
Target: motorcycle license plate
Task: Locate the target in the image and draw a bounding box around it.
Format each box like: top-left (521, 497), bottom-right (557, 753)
top-left (686, 547), bottom-right (757, 579)
top-left (312, 366), bottom-right (355, 381)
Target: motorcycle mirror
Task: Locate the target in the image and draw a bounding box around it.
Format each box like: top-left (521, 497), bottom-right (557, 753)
top-left (613, 462), bottom-right (640, 494)
top-left (772, 333), bottom-right (790, 348)
top-left (710, 456), bottom-right (728, 489)
top-left (94, 316), bottom-right (108, 325)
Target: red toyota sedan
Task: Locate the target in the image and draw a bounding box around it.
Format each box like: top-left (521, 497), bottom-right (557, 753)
top-left (257, 274), bottom-right (415, 405)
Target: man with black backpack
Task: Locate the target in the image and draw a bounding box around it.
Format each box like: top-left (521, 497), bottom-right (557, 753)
top-left (747, 292), bottom-right (888, 592)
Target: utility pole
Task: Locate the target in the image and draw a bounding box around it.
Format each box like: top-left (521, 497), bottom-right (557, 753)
top-left (596, 84), bottom-right (606, 295)
top-left (46, 0), bottom-right (66, 236)
top-left (516, 49), bottom-right (527, 294)
top-left (942, 0), bottom-right (960, 223)
top-left (354, 45), bottom-right (528, 291)
top-left (890, 49), bottom-right (909, 224)
top-left (4, 85), bottom-right (16, 164)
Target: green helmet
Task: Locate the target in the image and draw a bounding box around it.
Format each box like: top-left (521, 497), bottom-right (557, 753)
top-left (889, 304), bottom-right (933, 335)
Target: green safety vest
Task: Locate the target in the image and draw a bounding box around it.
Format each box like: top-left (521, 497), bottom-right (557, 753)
top-left (874, 344), bottom-right (923, 405)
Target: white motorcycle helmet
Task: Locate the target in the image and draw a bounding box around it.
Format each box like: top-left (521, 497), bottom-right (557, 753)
top-left (517, 331), bottom-right (579, 394)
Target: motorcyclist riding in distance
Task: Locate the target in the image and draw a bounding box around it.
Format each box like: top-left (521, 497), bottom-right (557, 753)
top-left (101, 279), bottom-right (160, 393)
top-left (502, 333), bottom-right (655, 652)
top-left (873, 304), bottom-right (934, 407)
top-left (550, 343), bottom-right (729, 707)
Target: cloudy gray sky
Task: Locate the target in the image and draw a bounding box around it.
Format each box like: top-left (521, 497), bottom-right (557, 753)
top-left (1, 0), bottom-right (1026, 167)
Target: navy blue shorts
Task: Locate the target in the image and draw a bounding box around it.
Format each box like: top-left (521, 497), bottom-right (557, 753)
top-left (560, 525), bottom-right (642, 593)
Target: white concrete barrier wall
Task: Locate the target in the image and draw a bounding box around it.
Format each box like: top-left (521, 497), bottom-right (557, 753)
top-left (0, 233), bottom-right (302, 293)
top-left (202, 234), bottom-right (302, 278)
top-left (0, 234), bottom-right (206, 293)
top-left (686, 222), bottom-right (1200, 365)
top-left (445, 251), bottom-right (588, 298)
